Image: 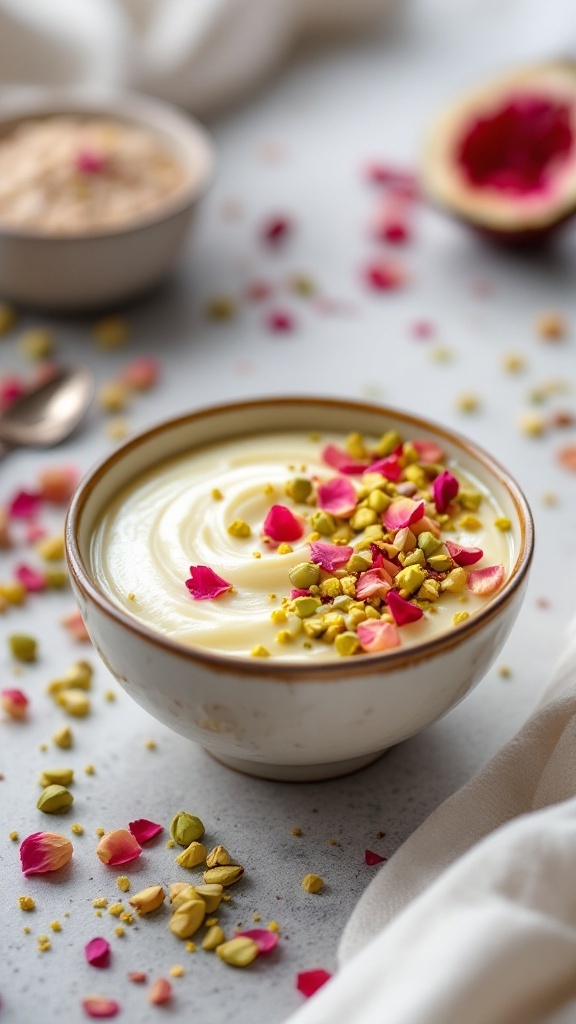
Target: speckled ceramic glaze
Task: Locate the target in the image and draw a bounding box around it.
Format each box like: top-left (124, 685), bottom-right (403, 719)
top-left (0, 91), bottom-right (214, 311)
top-left (65, 398), bottom-right (534, 781)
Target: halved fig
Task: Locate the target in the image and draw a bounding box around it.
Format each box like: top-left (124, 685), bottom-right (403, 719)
top-left (422, 64), bottom-right (576, 241)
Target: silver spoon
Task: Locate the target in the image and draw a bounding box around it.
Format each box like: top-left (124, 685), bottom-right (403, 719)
top-left (0, 366), bottom-right (94, 458)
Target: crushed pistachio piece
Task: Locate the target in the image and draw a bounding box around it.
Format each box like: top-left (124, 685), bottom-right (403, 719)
top-left (8, 634), bottom-right (37, 662)
top-left (116, 876), bottom-right (130, 893)
top-left (169, 900), bottom-right (206, 939)
top-left (176, 842), bottom-right (207, 869)
top-left (277, 543), bottom-right (293, 554)
top-left (211, 488), bottom-right (224, 501)
top-left (129, 885), bottom-right (165, 915)
top-left (202, 925), bottom-right (226, 951)
top-left (251, 645), bottom-right (270, 658)
top-left (227, 520), bottom-right (251, 539)
top-left (108, 903), bottom-right (124, 917)
top-left (453, 611), bottom-right (470, 626)
top-left (456, 392), bottom-right (480, 413)
top-left (203, 865), bottom-right (244, 887)
top-left (71, 823), bottom-right (84, 835)
top-left (495, 517), bottom-right (511, 531)
top-left (216, 937), bottom-right (258, 968)
top-left (19, 896), bottom-right (35, 911)
top-left (56, 689), bottom-right (90, 717)
top-left (458, 514), bottom-right (482, 531)
top-left (39, 768), bottom-right (74, 788)
top-left (302, 873), bottom-right (324, 893)
top-left (519, 412), bottom-right (546, 437)
top-left (19, 328), bottom-right (54, 360)
top-left (170, 811), bottom-right (205, 847)
top-left (37, 534), bottom-right (64, 561)
top-left (52, 726), bottom-right (73, 749)
top-left (169, 965), bottom-right (185, 978)
top-left (288, 562), bottom-right (320, 590)
top-left (49, 921), bottom-right (61, 933)
top-left (37, 785), bottom-right (74, 814)
top-left (93, 898), bottom-right (108, 909)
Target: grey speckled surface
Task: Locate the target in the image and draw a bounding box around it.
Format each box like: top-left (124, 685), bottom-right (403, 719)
top-left (2, 0), bottom-right (576, 1020)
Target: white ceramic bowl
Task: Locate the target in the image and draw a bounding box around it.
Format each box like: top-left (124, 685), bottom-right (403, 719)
top-left (65, 398), bottom-right (534, 781)
top-left (0, 91), bottom-right (214, 311)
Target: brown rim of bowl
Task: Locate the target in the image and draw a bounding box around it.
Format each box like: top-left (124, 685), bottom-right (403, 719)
top-left (65, 396), bottom-right (534, 681)
top-left (0, 91), bottom-right (215, 242)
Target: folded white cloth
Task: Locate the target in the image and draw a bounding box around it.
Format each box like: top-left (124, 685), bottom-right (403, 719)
top-left (287, 615), bottom-right (576, 1024)
top-left (0, 0), bottom-right (393, 114)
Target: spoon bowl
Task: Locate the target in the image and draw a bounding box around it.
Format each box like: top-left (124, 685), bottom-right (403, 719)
top-left (0, 366), bottom-right (94, 449)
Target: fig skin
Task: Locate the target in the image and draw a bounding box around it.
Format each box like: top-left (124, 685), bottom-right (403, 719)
top-left (422, 63), bottom-right (576, 244)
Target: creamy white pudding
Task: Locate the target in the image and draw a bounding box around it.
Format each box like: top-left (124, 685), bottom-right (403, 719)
top-left (90, 431), bottom-right (513, 661)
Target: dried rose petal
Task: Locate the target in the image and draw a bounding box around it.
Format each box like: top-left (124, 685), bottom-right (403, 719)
top-left (128, 819), bottom-right (163, 844)
top-left (363, 163), bottom-right (418, 195)
top-left (246, 280), bottom-right (273, 302)
top-left (38, 466), bottom-right (78, 504)
top-left (373, 197), bottom-right (411, 244)
top-left (9, 490), bottom-right (42, 520)
top-left (186, 566), bottom-right (233, 600)
top-left (382, 497), bottom-right (425, 532)
top-left (365, 849), bottom-right (387, 866)
top-left (411, 515), bottom-right (441, 539)
top-left (266, 310), bottom-right (295, 333)
top-left (1, 688), bottom-right (29, 719)
top-left (356, 569), bottom-right (392, 601)
top-left (290, 588), bottom-right (310, 599)
top-left (412, 439), bottom-right (444, 463)
top-left (61, 609), bottom-right (91, 642)
top-left (148, 979), bottom-right (172, 1005)
top-left (557, 444), bottom-right (576, 472)
top-left (367, 454), bottom-right (402, 481)
top-left (369, 545), bottom-right (400, 578)
top-left (261, 215), bottom-right (292, 246)
top-left (76, 150), bottom-right (107, 175)
top-left (322, 444), bottom-right (368, 475)
top-left (296, 969), bottom-right (332, 998)
top-left (235, 929), bottom-right (279, 954)
top-left (386, 591), bottom-right (424, 626)
top-left (467, 564), bottom-right (505, 596)
top-left (14, 564), bottom-right (46, 593)
top-left (96, 829), bottom-right (142, 866)
top-left (85, 938), bottom-right (111, 969)
top-left (363, 259), bottom-right (406, 292)
top-left (445, 540), bottom-right (483, 566)
top-left (262, 505), bottom-right (304, 543)
top-left (121, 357), bottom-right (160, 392)
top-left (357, 620), bottom-right (401, 653)
top-left (128, 972), bottom-right (147, 984)
top-left (411, 321), bottom-right (435, 340)
top-left (309, 541), bottom-right (353, 572)
top-left (0, 375), bottom-right (26, 411)
top-left (20, 831), bottom-right (73, 875)
top-left (26, 523), bottom-right (46, 543)
top-left (316, 478), bottom-right (357, 518)
top-left (432, 470), bottom-right (459, 513)
top-left (82, 996), bottom-right (120, 1019)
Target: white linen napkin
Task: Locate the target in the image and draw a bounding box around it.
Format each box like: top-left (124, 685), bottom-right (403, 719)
top-left (286, 615), bottom-right (576, 1024)
top-left (0, 0), bottom-right (394, 114)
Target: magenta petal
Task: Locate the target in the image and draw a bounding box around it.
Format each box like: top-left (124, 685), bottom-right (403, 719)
top-left (445, 540), bottom-right (483, 566)
top-left (20, 831), bottom-right (73, 875)
top-left (76, 149), bottom-right (107, 174)
top-left (82, 996), bottom-right (120, 1019)
top-left (297, 970), bottom-right (333, 998)
top-left (386, 590), bottom-right (424, 626)
top-left (85, 938), bottom-right (111, 969)
top-left (412, 439), bottom-right (444, 463)
top-left (290, 588), bottom-right (310, 599)
top-left (186, 566), bottom-right (232, 600)
top-left (367, 455), bottom-right (402, 481)
top-left (365, 849), bottom-right (387, 866)
top-left (235, 929), bottom-right (279, 954)
top-left (467, 564), bottom-right (505, 596)
top-left (263, 505), bottom-right (304, 543)
top-left (317, 477), bottom-right (357, 518)
top-left (128, 819), bottom-right (163, 844)
top-left (382, 497), bottom-right (425, 531)
top-left (356, 569), bottom-right (392, 601)
top-left (309, 541), bottom-right (353, 572)
top-left (357, 620), bottom-right (401, 652)
top-left (432, 470), bottom-right (459, 513)
top-left (9, 490), bottom-right (42, 520)
top-left (14, 564), bottom-right (46, 592)
top-left (322, 444), bottom-right (368, 475)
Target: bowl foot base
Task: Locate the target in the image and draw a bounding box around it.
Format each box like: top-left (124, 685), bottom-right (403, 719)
top-left (205, 748), bottom-right (389, 782)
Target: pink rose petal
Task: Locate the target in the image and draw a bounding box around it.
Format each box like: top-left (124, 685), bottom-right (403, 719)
top-left (316, 478), bottom-right (357, 519)
top-left (382, 497), bottom-right (425, 532)
top-left (290, 588), bottom-right (310, 599)
top-left (367, 454), bottom-right (402, 481)
top-left (432, 470), bottom-right (459, 513)
top-left (309, 541), bottom-right (353, 572)
top-left (128, 819), bottom-right (163, 844)
top-left (121, 357), bottom-right (160, 392)
top-left (411, 515), bottom-right (441, 539)
top-left (61, 609), bottom-right (91, 642)
top-left (186, 566), bottom-right (233, 600)
top-left (357, 620), bottom-right (401, 653)
top-left (386, 590), bottom-right (424, 626)
top-left (82, 996), bottom-right (120, 1019)
top-left (246, 280), bottom-right (274, 302)
top-left (1, 688), bottom-right (29, 719)
top-left (365, 849), bottom-right (387, 866)
top-left (85, 938), bottom-right (111, 969)
top-left (322, 444), bottom-right (368, 475)
top-left (356, 569), bottom-right (392, 601)
top-left (445, 540), bottom-right (484, 566)
top-left (369, 545), bottom-right (400, 578)
top-left (0, 376), bottom-right (26, 411)
top-left (20, 832), bottom-right (73, 875)
top-left (412, 439), bottom-right (444, 463)
top-left (9, 490), bottom-right (42, 520)
top-left (76, 150), bottom-right (107, 174)
top-left (297, 970), bottom-right (333, 998)
top-left (235, 929), bottom-right (279, 954)
top-left (96, 829), bottom-right (142, 866)
top-left (261, 215), bottom-right (292, 246)
top-left (467, 564), bottom-right (506, 596)
top-left (363, 259), bottom-right (406, 292)
top-left (14, 564), bottom-right (46, 592)
top-left (266, 310), bottom-right (295, 333)
top-left (26, 523), bottom-right (46, 543)
top-left (263, 505), bottom-right (304, 543)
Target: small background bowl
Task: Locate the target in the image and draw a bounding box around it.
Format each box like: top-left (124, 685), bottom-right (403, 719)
top-left (0, 90), bottom-right (215, 311)
top-left (66, 397), bottom-right (534, 782)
